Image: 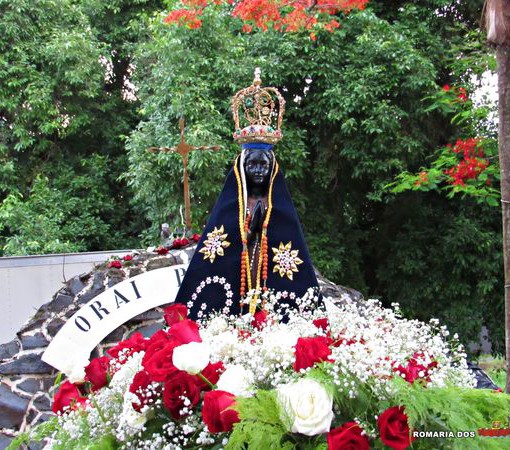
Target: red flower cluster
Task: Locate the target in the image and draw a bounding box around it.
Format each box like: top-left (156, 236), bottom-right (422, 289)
top-left (233, 0), bottom-right (359, 33)
top-left (442, 84), bottom-right (468, 102)
top-left (444, 138), bottom-right (489, 186)
top-left (125, 304), bottom-right (230, 424)
top-left (171, 237), bottom-right (191, 249)
top-left (164, 9), bottom-right (202, 29)
top-left (108, 332), bottom-right (147, 360)
top-left (156, 234), bottom-right (199, 255)
top-left (155, 246), bottom-right (169, 255)
top-left (377, 406), bottom-right (415, 450)
top-left (108, 260), bottom-right (123, 269)
top-left (457, 87), bottom-right (467, 102)
top-left (108, 254), bottom-right (134, 268)
top-left (164, 0), bottom-right (367, 33)
top-left (393, 352), bottom-right (437, 384)
top-left (233, 0), bottom-right (281, 32)
top-left (292, 317), bottom-right (369, 372)
top-left (414, 171), bottom-right (428, 187)
top-left (52, 304), bottom-right (231, 425)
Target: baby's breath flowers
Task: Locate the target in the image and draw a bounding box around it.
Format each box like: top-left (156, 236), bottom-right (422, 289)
top-left (42, 291), bottom-right (492, 450)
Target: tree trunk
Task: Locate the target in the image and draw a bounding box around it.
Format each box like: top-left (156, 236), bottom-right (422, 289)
top-left (496, 45), bottom-right (510, 394)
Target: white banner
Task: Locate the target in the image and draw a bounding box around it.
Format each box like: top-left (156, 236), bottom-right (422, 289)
top-left (42, 265), bottom-right (187, 373)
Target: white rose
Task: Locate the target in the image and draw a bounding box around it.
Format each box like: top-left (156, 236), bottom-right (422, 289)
top-left (172, 342), bottom-right (210, 375)
top-left (277, 378), bottom-right (333, 436)
top-left (61, 355), bottom-right (89, 383)
top-left (217, 365), bottom-right (254, 397)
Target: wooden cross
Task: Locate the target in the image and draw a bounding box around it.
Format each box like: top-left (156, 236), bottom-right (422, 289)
top-left (148, 118), bottom-right (221, 230)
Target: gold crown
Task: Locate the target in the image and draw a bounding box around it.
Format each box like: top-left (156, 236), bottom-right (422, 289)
top-left (231, 68), bottom-right (286, 145)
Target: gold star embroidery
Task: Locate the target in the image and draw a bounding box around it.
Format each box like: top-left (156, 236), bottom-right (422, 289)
top-left (199, 225), bottom-right (231, 263)
top-left (272, 241), bottom-right (303, 280)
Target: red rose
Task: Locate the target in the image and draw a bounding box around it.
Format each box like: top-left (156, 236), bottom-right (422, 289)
top-left (171, 239), bottom-right (182, 249)
top-left (313, 318), bottom-right (329, 331)
top-left (191, 233), bottom-right (201, 242)
top-left (108, 332), bottom-right (146, 359)
top-left (251, 309), bottom-right (268, 330)
top-left (393, 353), bottom-right (437, 384)
top-left (108, 260), bottom-right (122, 269)
top-left (129, 370), bottom-right (160, 412)
top-left (143, 338), bottom-right (180, 382)
top-left (163, 371), bottom-right (201, 419)
top-left (377, 406), bottom-right (415, 450)
top-left (144, 329), bottom-right (172, 354)
top-left (196, 361), bottom-right (225, 391)
top-left (164, 304), bottom-right (188, 326)
top-left (171, 238), bottom-right (190, 249)
top-left (123, 254), bottom-right (133, 261)
top-left (52, 381), bottom-right (87, 414)
top-left (85, 356), bottom-right (110, 391)
top-left (293, 336), bottom-right (333, 372)
top-left (169, 319), bottom-right (202, 344)
top-left (394, 361), bottom-right (428, 384)
top-left (327, 422), bottom-right (370, 450)
top-left (156, 246), bottom-right (169, 255)
top-left (202, 390), bottom-right (240, 433)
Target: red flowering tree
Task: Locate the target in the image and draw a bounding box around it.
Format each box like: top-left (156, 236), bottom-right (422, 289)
top-left (164, 0), bottom-right (369, 37)
top-left (387, 83), bottom-right (500, 206)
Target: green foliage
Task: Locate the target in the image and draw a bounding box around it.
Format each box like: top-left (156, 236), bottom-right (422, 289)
top-left (227, 390), bottom-right (294, 450)
top-left (0, 0), bottom-right (160, 256)
top-left (0, 0), bottom-right (502, 353)
top-left (0, 155), bottom-right (137, 255)
top-left (6, 413), bottom-right (119, 450)
top-left (374, 199), bottom-right (503, 348)
top-left (7, 416), bottom-right (60, 450)
top-left (126, 1), bottom-right (503, 352)
top-left (386, 69), bottom-right (500, 206)
top-left (6, 412), bottom-right (119, 450)
top-left (389, 376), bottom-right (510, 450)
top-left (487, 369), bottom-right (508, 390)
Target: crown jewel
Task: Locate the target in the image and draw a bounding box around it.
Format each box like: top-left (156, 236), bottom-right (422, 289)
top-left (232, 68), bottom-right (286, 145)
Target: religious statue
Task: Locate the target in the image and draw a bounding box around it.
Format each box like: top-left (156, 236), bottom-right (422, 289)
top-left (175, 69), bottom-right (320, 318)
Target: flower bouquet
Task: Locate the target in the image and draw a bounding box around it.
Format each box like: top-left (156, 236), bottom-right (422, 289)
top-left (10, 291), bottom-right (510, 449)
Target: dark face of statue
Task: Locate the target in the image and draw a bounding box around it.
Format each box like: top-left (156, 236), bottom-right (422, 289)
top-left (244, 149), bottom-right (273, 189)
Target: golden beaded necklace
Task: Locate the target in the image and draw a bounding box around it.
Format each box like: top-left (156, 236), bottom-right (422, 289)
top-left (234, 155), bottom-right (278, 314)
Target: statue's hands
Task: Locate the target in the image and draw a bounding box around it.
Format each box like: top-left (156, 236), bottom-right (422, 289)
top-left (248, 201), bottom-right (265, 242)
